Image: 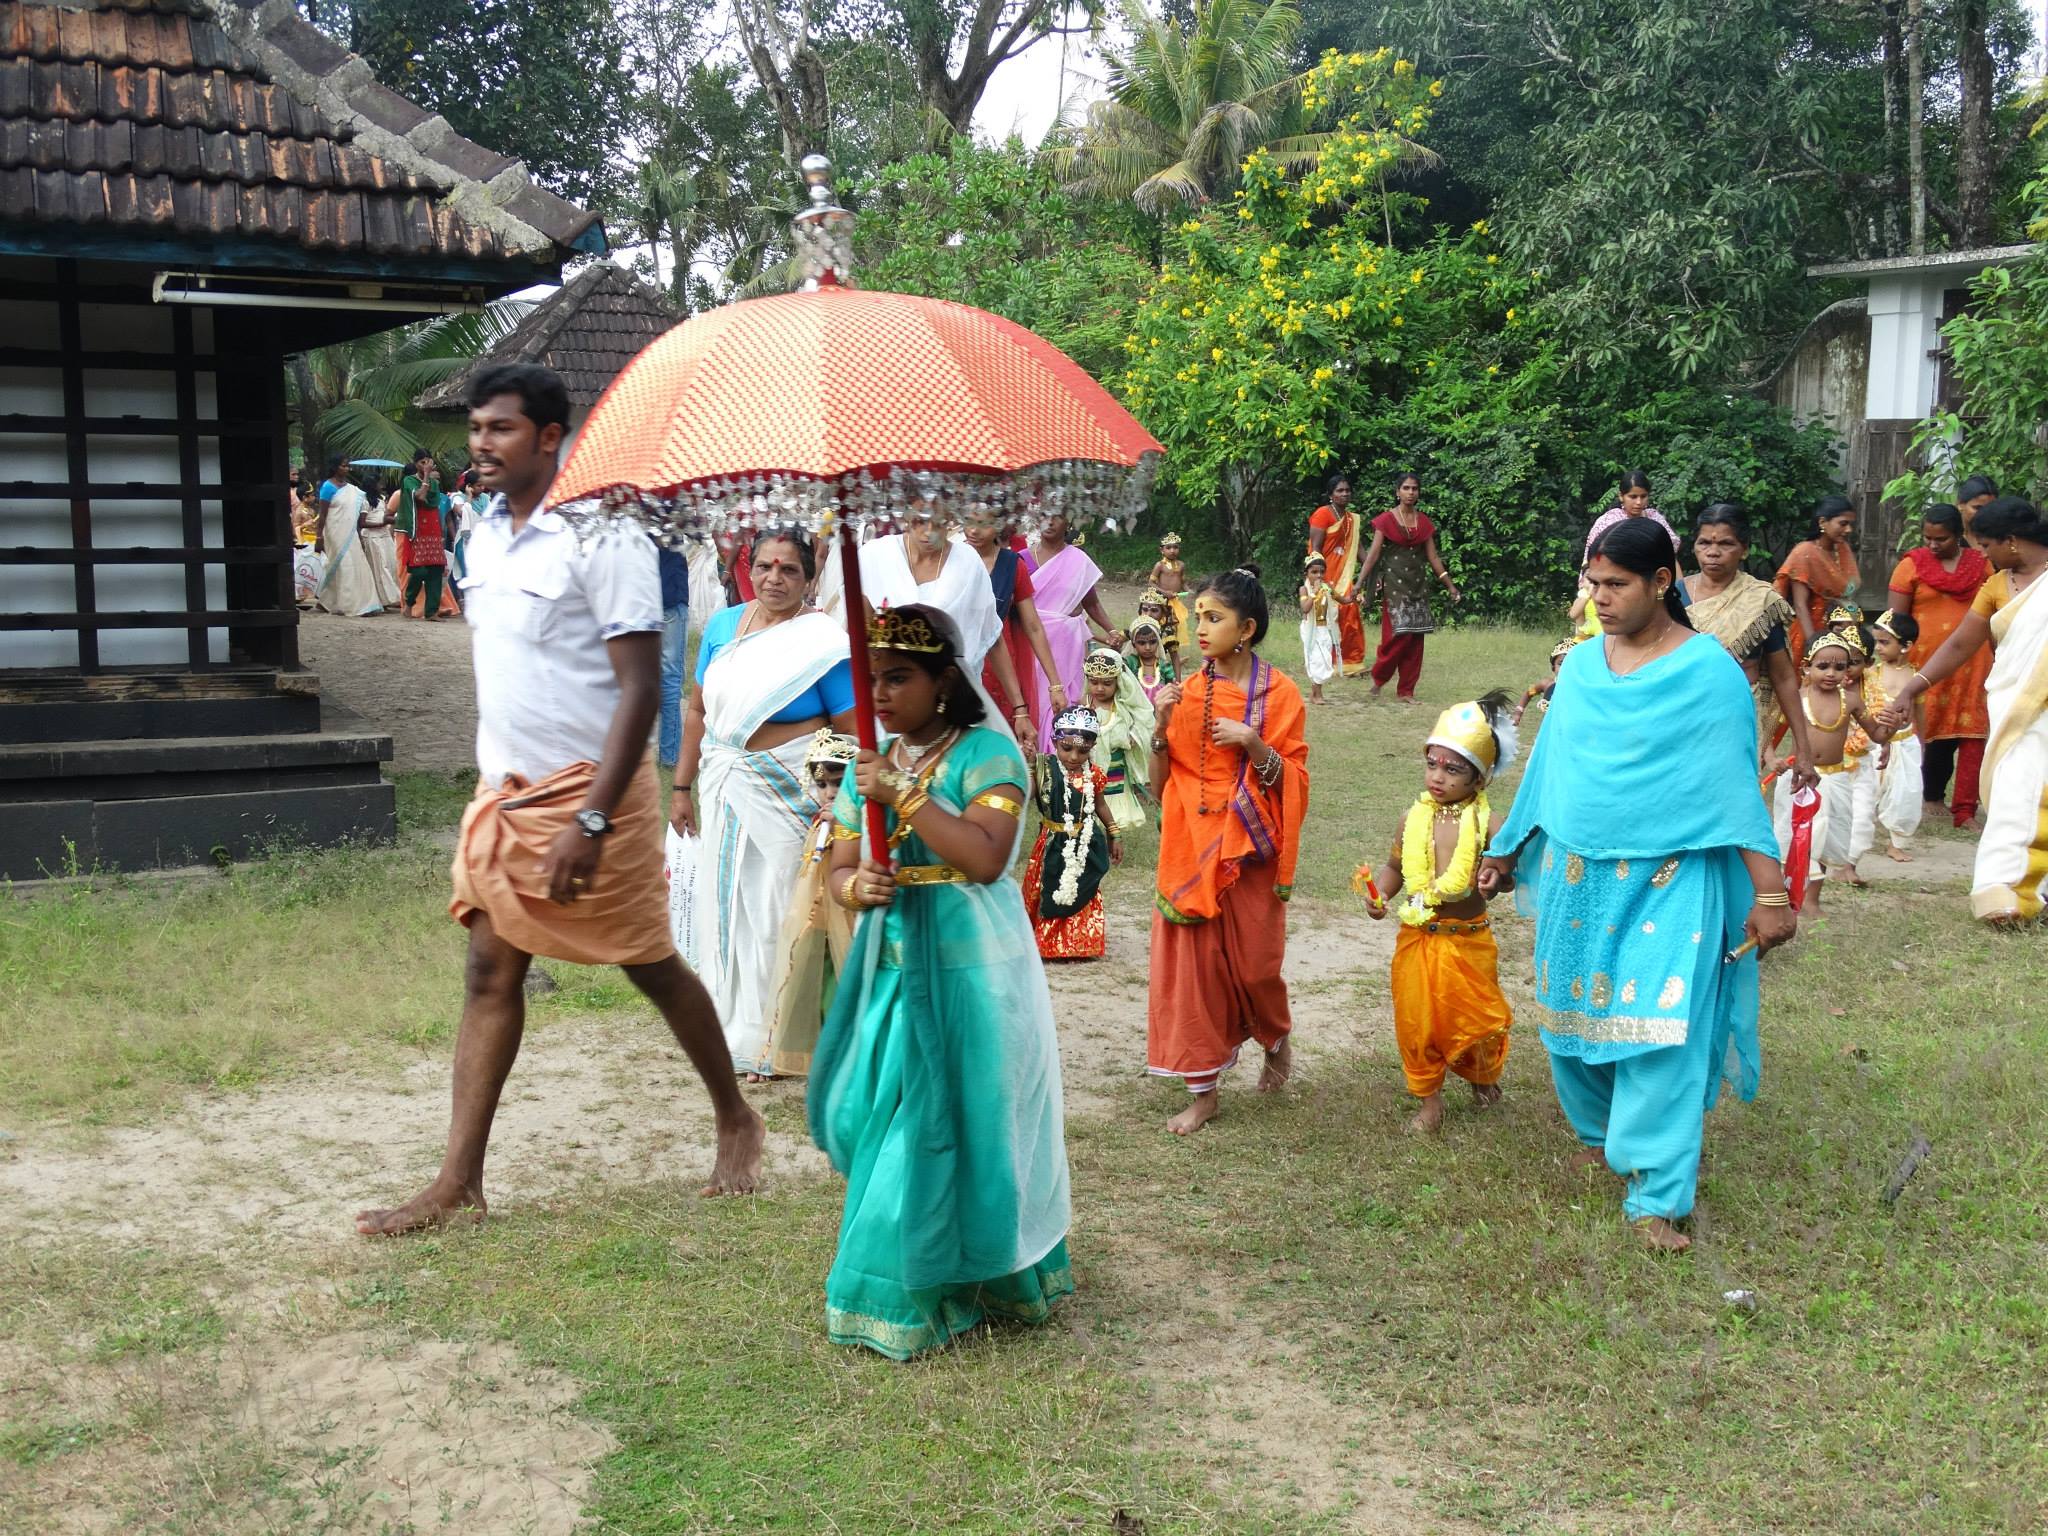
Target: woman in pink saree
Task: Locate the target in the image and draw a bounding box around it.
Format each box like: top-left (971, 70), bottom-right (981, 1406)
top-left (1024, 512), bottom-right (1125, 749)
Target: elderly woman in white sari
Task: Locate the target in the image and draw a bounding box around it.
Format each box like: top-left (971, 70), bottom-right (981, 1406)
top-left (859, 504), bottom-right (1038, 744)
top-left (673, 530), bottom-right (855, 1076)
top-left (1881, 496), bottom-right (2048, 925)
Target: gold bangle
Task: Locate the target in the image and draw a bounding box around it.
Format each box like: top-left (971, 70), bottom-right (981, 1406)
top-left (971, 792), bottom-right (1023, 818)
top-left (837, 871), bottom-right (863, 910)
top-left (1753, 891), bottom-right (1792, 907)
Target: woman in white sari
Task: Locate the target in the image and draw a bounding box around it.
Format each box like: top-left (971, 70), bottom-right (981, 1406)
top-left (1882, 497), bottom-right (2048, 924)
top-left (859, 505), bottom-right (1037, 743)
top-left (674, 531), bottom-right (856, 1075)
top-left (314, 468), bottom-right (386, 617)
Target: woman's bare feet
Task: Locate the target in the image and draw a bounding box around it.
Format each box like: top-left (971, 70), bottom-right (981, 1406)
top-left (355, 1179), bottom-right (486, 1237)
top-left (1257, 1039), bottom-right (1293, 1093)
top-left (1886, 844), bottom-right (1913, 863)
top-left (1634, 1216), bottom-right (1692, 1253)
top-left (702, 1106), bottom-right (767, 1195)
top-left (1958, 814), bottom-right (1983, 832)
top-left (1166, 1093), bottom-right (1220, 1135)
top-left (1470, 1081), bottom-right (1503, 1110)
top-left (1407, 1092), bottom-right (1444, 1134)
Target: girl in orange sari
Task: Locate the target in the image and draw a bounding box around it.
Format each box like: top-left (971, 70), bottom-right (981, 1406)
top-left (1774, 495), bottom-right (1860, 666)
top-left (1146, 565), bottom-right (1311, 1135)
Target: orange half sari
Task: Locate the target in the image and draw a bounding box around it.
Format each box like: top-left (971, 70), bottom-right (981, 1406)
top-left (1147, 659), bottom-right (1310, 1085)
top-left (1774, 539), bottom-right (1859, 666)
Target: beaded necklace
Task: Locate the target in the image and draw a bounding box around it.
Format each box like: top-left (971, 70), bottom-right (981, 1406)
top-left (1196, 661), bottom-right (1218, 816)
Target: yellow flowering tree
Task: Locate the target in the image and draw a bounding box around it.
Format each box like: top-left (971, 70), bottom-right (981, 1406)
top-left (1118, 50), bottom-right (1547, 559)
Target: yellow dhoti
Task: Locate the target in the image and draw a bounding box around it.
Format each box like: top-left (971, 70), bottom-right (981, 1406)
top-left (1392, 919), bottom-right (1512, 1096)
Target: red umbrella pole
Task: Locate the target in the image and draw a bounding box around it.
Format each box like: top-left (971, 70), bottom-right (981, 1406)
top-left (837, 522), bottom-right (890, 863)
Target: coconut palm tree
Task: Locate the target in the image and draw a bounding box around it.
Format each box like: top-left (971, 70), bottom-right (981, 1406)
top-left (1052, 0), bottom-right (1311, 212)
top-left (286, 302), bottom-right (529, 474)
top-left (1053, 0), bottom-right (1433, 215)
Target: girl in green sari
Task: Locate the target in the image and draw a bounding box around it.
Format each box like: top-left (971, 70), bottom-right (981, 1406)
top-left (810, 603), bottom-right (1074, 1358)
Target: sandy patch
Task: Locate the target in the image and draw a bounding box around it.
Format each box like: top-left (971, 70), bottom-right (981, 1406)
top-left (0, 1018), bottom-right (829, 1249)
top-left (299, 610), bottom-right (479, 775)
top-left (236, 1331), bottom-right (615, 1534)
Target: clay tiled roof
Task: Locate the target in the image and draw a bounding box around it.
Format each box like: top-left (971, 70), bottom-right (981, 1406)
top-left (0, 0), bottom-right (603, 267)
top-left (419, 262), bottom-right (679, 409)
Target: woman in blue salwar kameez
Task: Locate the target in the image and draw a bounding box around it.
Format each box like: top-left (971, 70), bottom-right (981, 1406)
top-left (809, 603), bottom-right (1073, 1357)
top-left (1481, 518), bottom-right (1798, 1252)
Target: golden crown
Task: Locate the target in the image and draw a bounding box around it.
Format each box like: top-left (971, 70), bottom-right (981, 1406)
top-left (1812, 626), bottom-right (1868, 660)
top-left (1138, 586), bottom-right (1170, 608)
top-left (867, 605), bottom-right (948, 655)
top-left (1083, 648), bottom-right (1123, 680)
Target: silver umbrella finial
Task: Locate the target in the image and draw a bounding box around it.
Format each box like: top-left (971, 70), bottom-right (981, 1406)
top-left (793, 155), bottom-right (855, 290)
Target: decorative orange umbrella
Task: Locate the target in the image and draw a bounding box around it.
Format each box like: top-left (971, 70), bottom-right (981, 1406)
top-left (548, 157), bottom-right (1162, 861)
top-left (551, 285), bottom-right (1159, 503)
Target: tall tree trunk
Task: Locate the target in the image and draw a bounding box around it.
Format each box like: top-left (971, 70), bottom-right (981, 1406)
top-left (1955, 0), bottom-right (1995, 245)
top-left (1906, 0), bottom-right (1925, 253)
top-left (1881, 0), bottom-right (1903, 255)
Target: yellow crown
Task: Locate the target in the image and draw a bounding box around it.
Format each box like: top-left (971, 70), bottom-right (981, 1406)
top-left (1138, 586), bottom-right (1170, 609)
top-left (867, 606), bottom-right (948, 655)
top-left (1083, 648), bottom-right (1123, 680)
top-left (1428, 701), bottom-right (1500, 780)
top-left (1812, 626), bottom-right (1867, 660)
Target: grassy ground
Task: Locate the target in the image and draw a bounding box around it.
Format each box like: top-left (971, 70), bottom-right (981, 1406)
top-left (2, 615), bottom-right (2044, 1532)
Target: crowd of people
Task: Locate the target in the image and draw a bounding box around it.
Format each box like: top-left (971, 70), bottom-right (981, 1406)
top-left (347, 362), bottom-right (2047, 1360)
top-left (291, 453), bottom-right (489, 621)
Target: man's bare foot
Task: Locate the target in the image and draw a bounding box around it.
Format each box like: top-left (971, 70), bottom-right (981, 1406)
top-left (1922, 798), bottom-right (1946, 818)
top-left (702, 1106), bottom-right (766, 1195)
top-left (1257, 1038), bottom-right (1293, 1092)
top-left (355, 1180), bottom-right (486, 1237)
top-left (1167, 1094), bottom-right (1220, 1135)
top-left (1570, 1146), bottom-right (1609, 1173)
top-left (1634, 1216), bottom-right (1692, 1253)
top-left (1407, 1092), bottom-right (1444, 1134)
top-left (1470, 1081), bottom-right (1503, 1110)
top-left (1886, 844), bottom-right (1913, 863)
top-left (1846, 866), bottom-right (1870, 887)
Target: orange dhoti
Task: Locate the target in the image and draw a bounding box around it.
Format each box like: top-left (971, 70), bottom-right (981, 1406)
top-left (451, 756), bottom-right (674, 966)
top-left (1392, 918), bottom-right (1511, 1097)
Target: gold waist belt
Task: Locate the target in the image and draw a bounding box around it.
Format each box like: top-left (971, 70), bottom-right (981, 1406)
top-left (895, 864), bottom-right (968, 886)
top-left (1816, 760), bottom-right (1855, 775)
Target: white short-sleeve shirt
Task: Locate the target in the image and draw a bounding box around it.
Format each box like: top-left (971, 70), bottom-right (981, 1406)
top-left (460, 497), bottom-right (664, 787)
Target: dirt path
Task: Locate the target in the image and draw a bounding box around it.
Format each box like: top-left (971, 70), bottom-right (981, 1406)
top-left (300, 610), bottom-right (478, 775)
top-left (2, 897), bottom-right (1412, 1531)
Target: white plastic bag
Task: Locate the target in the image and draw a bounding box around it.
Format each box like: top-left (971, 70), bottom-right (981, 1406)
top-left (664, 825), bottom-right (702, 971)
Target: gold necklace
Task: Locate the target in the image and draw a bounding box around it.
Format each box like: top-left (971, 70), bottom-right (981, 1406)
top-left (1804, 691), bottom-right (1845, 731)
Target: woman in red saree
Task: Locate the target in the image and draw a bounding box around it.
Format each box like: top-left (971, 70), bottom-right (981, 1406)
top-left (1357, 471), bottom-right (1461, 699)
top-left (1306, 473), bottom-right (1366, 677)
top-left (1146, 565), bottom-right (1310, 1135)
top-left (1888, 503), bottom-right (1992, 825)
top-left (1774, 495), bottom-right (1860, 666)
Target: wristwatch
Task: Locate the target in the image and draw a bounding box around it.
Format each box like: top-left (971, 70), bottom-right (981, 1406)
top-left (575, 809), bottom-right (613, 838)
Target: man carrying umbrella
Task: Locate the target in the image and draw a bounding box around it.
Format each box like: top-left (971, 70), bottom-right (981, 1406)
top-left (356, 363), bottom-right (764, 1236)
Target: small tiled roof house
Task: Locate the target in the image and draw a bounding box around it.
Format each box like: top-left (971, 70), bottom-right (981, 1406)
top-left (418, 262), bottom-right (678, 443)
top-left (0, 0), bottom-right (605, 878)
